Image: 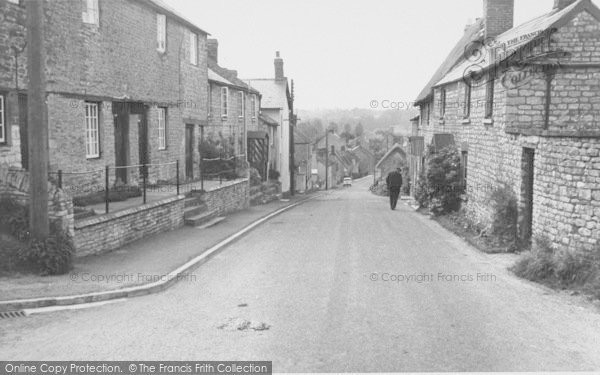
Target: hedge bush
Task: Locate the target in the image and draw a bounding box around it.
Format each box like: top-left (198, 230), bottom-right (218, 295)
top-left (416, 145), bottom-right (463, 215)
top-left (489, 184), bottom-right (519, 251)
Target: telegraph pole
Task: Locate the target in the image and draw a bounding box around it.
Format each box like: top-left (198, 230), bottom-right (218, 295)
top-left (27, 0), bottom-right (49, 239)
top-left (325, 130), bottom-right (329, 190)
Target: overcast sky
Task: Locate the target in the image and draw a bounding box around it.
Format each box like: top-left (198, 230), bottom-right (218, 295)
top-left (164, 0), bottom-right (596, 111)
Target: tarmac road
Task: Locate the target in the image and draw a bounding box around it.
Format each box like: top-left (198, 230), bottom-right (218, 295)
top-left (2, 177), bottom-right (600, 372)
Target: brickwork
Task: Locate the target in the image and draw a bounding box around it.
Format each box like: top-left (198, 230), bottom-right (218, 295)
top-left (416, 8), bottom-right (600, 253)
top-left (74, 195), bottom-right (184, 257)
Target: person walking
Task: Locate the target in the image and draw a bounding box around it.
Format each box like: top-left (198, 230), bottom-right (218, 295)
top-left (386, 167), bottom-right (403, 210)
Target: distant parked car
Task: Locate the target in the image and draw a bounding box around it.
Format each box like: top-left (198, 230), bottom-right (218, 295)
top-left (343, 177), bottom-right (353, 187)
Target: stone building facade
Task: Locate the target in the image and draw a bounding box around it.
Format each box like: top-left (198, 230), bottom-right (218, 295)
top-left (206, 39), bottom-right (261, 159)
top-left (414, 0), bottom-right (600, 253)
top-left (0, 0), bottom-right (209, 192)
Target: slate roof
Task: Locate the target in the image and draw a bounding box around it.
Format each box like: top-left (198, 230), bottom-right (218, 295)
top-left (294, 128), bottom-right (312, 144)
top-left (375, 143), bottom-right (407, 169)
top-left (436, 0), bottom-right (595, 87)
top-left (145, 0), bottom-right (209, 35)
top-left (259, 114), bottom-right (279, 127)
top-left (208, 59), bottom-right (260, 94)
top-left (414, 18), bottom-right (485, 104)
top-left (244, 79), bottom-right (290, 109)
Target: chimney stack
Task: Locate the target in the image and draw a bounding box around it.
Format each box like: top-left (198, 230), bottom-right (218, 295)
top-left (483, 0), bottom-right (514, 39)
top-left (207, 39), bottom-right (218, 63)
top-left (553, 0), bottom-right (578, 10)
top-left (274, 51), bottom-right (284, 80)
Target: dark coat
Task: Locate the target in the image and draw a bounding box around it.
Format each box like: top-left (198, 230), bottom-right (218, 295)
top-left (386, 170), bottom-right (403, 188)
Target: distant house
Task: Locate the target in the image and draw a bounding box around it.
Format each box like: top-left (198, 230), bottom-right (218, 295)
top-left (293, 128), bottom-right (313, 192)
top-left (375, 143), bottom-right (407, 182)
top-left (349, 145), bottom-right (375, 177)
top-left (245, 52), bottom-right (295, 194)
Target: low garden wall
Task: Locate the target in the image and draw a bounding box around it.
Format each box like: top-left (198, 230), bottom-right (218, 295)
top-left (198, 179), bottom-right (250, 215)
top-left (74, 195), bottom-right (185, 257)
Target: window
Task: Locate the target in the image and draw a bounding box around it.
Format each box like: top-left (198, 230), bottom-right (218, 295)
top-left (85, 102), bottom-right (100, 158)
top-left (0, 95), bottom-right (5, 144)
top-left (82, 0), bottom-right (99, 25)
top-left (157, 14), bottom-right (166, 53)
top-left (251, 95), bottom-right (257, 120)
top-left (238, 91), bottom-right (244, 118)
top-left (485, 71), bottom-right (495, 119)
top-left (463, 82), bottom-right (472, 118)
top-left (8, 0), bottom-right (20, 4)
top-left (189, 32), bottom-right (198, 65)
top-left (158, 107), bottom-right (167, 150)
top-left (439, 88), bottom-right (447, 118)
top-left (221, 87), bottom-right (228, 118)
top-left (207, 83), bottom-right (212, 117)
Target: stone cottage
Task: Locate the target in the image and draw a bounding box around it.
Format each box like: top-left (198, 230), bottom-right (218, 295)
top-left (0, 0), bottom-right (209, 191)
top-left (414, 0), bottom-right (600, 252)
top-left (206, 39), bottom-right (261, 167)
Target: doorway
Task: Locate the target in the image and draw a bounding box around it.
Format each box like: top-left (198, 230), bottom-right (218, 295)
top-left (185, 124), bottom-right (194, 180)
top-left (521, 148), bottom-right (535, 242)
top-left (113, 103), bottom-right (130, 184)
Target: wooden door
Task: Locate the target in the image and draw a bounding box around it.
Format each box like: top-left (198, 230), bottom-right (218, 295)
top-left (185, 124), bottom-right (194, 179)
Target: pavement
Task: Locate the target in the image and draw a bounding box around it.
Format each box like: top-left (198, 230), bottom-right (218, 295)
top-left (0, 191), bottom-right (314, 304)
top-left (2, 177), bottom-right (600, 372)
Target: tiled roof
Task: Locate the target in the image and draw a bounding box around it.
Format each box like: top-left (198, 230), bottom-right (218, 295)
top-left (435, 0), bottom-right (594, 87)
top-left (259, 114), bottom-right (279, 127)
top-left (375, 143), bottom-right (407, 169)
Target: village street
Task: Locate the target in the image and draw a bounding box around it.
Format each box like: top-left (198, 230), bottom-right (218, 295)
top-left (2, 178), bottom-right (600, 372)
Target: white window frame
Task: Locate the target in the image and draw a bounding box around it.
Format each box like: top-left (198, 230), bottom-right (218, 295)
top-left (221, 87), bottom-right (228, 118)
top-left (251, 95), bottom-right (257, 120)
top-left (238, 91), bottom-right (244, 119)
top-left (158, 107), bottom-right (167, 150)
top-left (82, 0), bottom-right (99, 25)
top-left (189, 32), bottom-right (198, 65)
top-left (157, 14), bottom-right (166, 53)
top-left (0, 95), bottom-right (5, 144)
top-left (85, 102), bottom-right (100, 159)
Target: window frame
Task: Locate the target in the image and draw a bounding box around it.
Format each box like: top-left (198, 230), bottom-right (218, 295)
top-left (251, 94), bottom-right (257, 120)
top-left (85, 102), bottom-right (100, 159)
top-left (221, 87), bottom-right (228, 118)
top-left (157, 107), bottom-right (167, 150)
top-left (189, 32), bottom-right (198, 65)
top-left (82, 0), bottom-right (99, 25)
top-left (485, 71), bottom-right (495, 119)
top-left (463, 81), bottom-right (472, 119)
top-left (238, 91), bottom-right (245, 119)
top-left (157, 14), bottom-right (167, 53)
top-left (439, 88), bottom-right (447, 118)
top-left (0, 94), bottom-right (5, 144)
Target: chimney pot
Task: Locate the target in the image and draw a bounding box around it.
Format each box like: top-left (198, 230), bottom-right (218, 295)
top-left (483, 0), bottom-right (514, 39)
top-left (274, 51), bottom-right (284, 80)
top-left (207, 39), bottom-right (218, 63)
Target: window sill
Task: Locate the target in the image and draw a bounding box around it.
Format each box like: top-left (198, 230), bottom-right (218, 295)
top-left (157, 48), bottom-right (166, 54)
top-left (158, 148), bottom-right (167, 152)
top-left (461, 118), bottom-right (471, 125)
top-left (438, 118), bottom-right (445, 125)
top-left (483, 118), bottom-right (494, 126)
top-left (221, 116), bottom-right (228, 121)
top-left (86, 156), bottom-right (101, 160)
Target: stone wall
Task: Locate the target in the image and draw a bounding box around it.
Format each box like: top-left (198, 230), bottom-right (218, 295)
top-left (74, 195), bottom-right (184, 257)
top-left (197, 179), bottom-right (249, 215)
top-left (0, 165), bottom-right (74, 236)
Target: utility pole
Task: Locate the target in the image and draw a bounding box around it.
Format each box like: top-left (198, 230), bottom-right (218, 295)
top-left (289, 80), bottom-right (295, 196)
top-left (27, 0), bottom-right (49, 239)
top-left (325, 131), bottom-right (329, 191)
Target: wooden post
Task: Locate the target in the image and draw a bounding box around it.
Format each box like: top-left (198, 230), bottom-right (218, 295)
top-left (105, 165), bottom-right (110, 214)
top-left (176, 160), bottom-right (180, 196)
top-left (325, 131), bottom-right (329, 191)
top-left (27, 0), bottom-right (49, 239)
top-left (142, 164), bottom-right (147, 204)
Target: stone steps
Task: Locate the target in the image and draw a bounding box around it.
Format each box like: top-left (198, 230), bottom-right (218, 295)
top-left (184, 209), bottom-right (219, 226)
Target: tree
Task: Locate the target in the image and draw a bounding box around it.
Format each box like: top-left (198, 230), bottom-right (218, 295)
top-left (327, 122), bottom-right (339, 134)
top-left (340, 123), bottom-right (354, 144)
top-left (354, 122), bottom-right (364, 138)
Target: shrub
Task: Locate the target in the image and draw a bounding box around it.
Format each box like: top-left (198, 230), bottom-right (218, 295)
top-left (268, 169), bottom-right (280, 181)
top-left (512, 236), bottom-right (555, 281)
top-left (489, 184), bottom-right (519, 250)
top-left (419, 145), bottom-right (463, 215)
top-left (73, 186), bottom-right (141, 207)
top-left (18, 223), bottom-right (74, 276)
top-left (0, 198), bottom-right (30, 240)
top-left (248, 168), bottom-right (263, 186)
